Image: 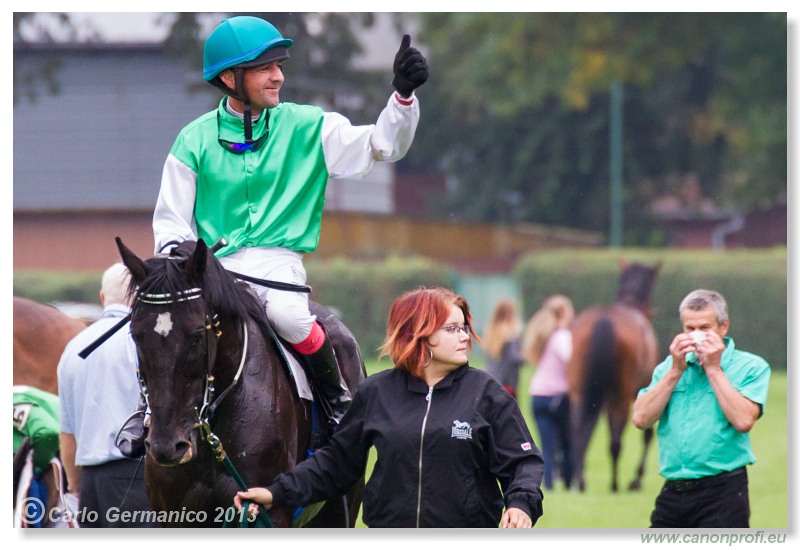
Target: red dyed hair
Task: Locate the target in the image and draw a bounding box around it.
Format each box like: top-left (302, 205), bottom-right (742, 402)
top-left (379, 287), bottom-right (480, 379)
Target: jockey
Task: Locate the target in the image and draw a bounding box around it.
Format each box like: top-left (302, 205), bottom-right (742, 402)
top-left (152, 15), bottom-right (428, 430)
top-left (13, 385), bottom-right (60, 475)
top-left (13, 385), bottom-right (61, 527)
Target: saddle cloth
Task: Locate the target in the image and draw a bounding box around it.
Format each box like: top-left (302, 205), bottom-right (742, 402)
top-left (13, 451), bottom-right (79, 528)
top-left (274, 339), bottom-right (313, 401)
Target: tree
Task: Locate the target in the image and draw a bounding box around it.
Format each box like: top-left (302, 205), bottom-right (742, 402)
top-left (12, 13), bottom-right (75, 105)
top-left (407, 13), bottom-right (786, 244)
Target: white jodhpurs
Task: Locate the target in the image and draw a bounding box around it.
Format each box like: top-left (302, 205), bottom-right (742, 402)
top-left (218, 246), bottom-right (315, 344)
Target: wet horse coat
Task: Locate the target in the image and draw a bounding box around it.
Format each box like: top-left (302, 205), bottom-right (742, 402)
top-left (13, 297), bottom-right (89, 395)
top-left (117, 238), bottom-right (365, 527)
top-left (567, 261), bottom-right (661, 492)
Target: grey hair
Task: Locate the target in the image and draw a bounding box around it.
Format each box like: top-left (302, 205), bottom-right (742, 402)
top-left (101, 262), bottom-right (133, 306)
top-left (679, 289), bottom-right (728, 325)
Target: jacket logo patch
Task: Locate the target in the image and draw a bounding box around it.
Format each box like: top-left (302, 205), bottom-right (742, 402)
top-left (451, 420), bottom-right (472, 440)
top-left (521, 442), bottom-right (532, 451)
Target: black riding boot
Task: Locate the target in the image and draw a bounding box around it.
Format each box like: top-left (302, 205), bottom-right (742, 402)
top-left (304, 337), bottom-right (352, 434)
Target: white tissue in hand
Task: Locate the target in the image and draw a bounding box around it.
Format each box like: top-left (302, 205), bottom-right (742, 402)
top-left (689, 330), bottom-right (706, 345)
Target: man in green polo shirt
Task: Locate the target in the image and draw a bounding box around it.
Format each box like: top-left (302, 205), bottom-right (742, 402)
top-left (632, 289), bottom-right (770, 528)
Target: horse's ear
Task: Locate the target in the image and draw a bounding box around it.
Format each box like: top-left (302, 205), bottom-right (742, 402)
top-left (185, 239), bottom-right (208, 280)
top-left (116, 237), bottom-right (147, 284)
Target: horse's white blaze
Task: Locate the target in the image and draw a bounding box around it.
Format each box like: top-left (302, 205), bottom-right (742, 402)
top-left (154, 312), bottom-right (173, 337)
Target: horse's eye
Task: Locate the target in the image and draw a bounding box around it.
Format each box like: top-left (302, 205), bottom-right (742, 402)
top-left (190, 331), bottom-right (205, 347)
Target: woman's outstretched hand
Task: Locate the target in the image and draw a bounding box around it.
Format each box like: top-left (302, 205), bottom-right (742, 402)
top-left (234, 487), bottom-right (274, 519)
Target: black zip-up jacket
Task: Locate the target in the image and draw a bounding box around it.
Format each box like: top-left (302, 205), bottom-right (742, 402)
top-left (268, 364), bottom-right (545, 527)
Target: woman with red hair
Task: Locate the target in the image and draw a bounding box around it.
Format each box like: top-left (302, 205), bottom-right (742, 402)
top-left (235, 287), bottom-right (545, 528)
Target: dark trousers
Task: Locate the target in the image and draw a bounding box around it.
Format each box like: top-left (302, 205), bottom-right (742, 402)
top-left (79, 457), bottom-right (157, 528)
top-left (650, 467), bottom-right (750, 528)
top-left (531, 394), bottom-right (573, 490)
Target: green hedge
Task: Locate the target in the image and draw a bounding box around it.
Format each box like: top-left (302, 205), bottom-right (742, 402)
top-left (513, 247), bottom-right (787, 369)
top-left (306, 255), bottom-right (458, 357)
top-left (13, 270), bottom-right (104, 304)
top-left (14, 247), bottom-right (786, 368)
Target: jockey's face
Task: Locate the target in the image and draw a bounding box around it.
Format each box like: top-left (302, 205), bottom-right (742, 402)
top-left (221, 61), bottom-right (284, 115)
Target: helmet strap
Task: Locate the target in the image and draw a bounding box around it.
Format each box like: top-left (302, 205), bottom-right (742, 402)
top-left (243, 104), bottom-right (253, 141)
top-left (233, 68), bottom-right (253, 141)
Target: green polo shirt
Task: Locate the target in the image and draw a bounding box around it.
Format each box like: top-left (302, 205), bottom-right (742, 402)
top-left (170, 98), bottom-right (328, 257)
top-left (638, 337), bottom-right (770, 480)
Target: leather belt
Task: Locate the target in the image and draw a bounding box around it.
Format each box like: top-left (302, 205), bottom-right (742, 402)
top-left (664, 467), bottom-right (746, 492)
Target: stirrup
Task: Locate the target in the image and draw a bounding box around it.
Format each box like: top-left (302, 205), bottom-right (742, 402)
top-left (327, 396), bottom-right (350, 429)
top-left (115, 409), bottom-right (147, 458)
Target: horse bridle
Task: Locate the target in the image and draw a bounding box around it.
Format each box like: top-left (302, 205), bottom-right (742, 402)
top-left (134, 287), bottom-right (248, 434)
top-left (134, 286), bottom-right (273, 528)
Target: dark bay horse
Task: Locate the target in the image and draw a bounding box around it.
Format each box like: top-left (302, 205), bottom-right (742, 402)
top-left (116, 238), bottom-right (366, 527)
top-left (13, 296), bottom-right (90, 395)
top-left (567, 261), bottom-right (661, 492)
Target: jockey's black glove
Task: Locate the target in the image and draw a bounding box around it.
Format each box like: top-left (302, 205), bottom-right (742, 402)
top-left (392, 34), bottom-right (428, 98)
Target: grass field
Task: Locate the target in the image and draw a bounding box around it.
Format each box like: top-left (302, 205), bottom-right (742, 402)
top-left (355, 358), bottom-right (788, 529)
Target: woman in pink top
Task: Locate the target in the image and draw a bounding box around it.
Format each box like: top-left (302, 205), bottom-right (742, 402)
top-left (523, 295), bottom-right (575, 491)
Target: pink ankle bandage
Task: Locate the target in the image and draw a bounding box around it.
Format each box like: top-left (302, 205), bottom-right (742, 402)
top-left (291, 322), bottom-right (326, 355)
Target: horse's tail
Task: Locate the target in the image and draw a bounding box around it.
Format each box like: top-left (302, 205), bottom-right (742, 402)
top-left (582, 315), bottom-right (616, 420)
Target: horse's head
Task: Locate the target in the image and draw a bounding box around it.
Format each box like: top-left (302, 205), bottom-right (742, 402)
top-left (616, 260), bottom-right (663, 312)
top-left (117, 238), bottom-right (241, 467)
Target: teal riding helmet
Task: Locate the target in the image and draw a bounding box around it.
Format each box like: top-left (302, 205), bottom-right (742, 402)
top-left (203, 16), bottom-right (293, 82)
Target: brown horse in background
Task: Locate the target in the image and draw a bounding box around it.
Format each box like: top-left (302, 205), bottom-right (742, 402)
top-left (567, 261), bottom-right (661, 492)
top-left (13, 297), bottom-right (89, 395)
top-left (13, 297), bottom-right (86, 527)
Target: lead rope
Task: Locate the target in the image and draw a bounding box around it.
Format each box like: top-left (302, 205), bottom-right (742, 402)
top-left (198, 420), bottom-right (272, 528)
top-left (195, 324), bottom-right (270, 527)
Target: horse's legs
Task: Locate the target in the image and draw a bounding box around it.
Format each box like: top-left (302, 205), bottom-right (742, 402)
top-left (628, 426), bottom-right (654, 491)
top-left (607, 407), bottom-right (628, 493)
top-left (570, 396), bottom-right (601, 493)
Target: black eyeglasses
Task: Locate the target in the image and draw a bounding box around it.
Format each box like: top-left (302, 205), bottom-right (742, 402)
top-left (217, 112), bottom-right (269, 154)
